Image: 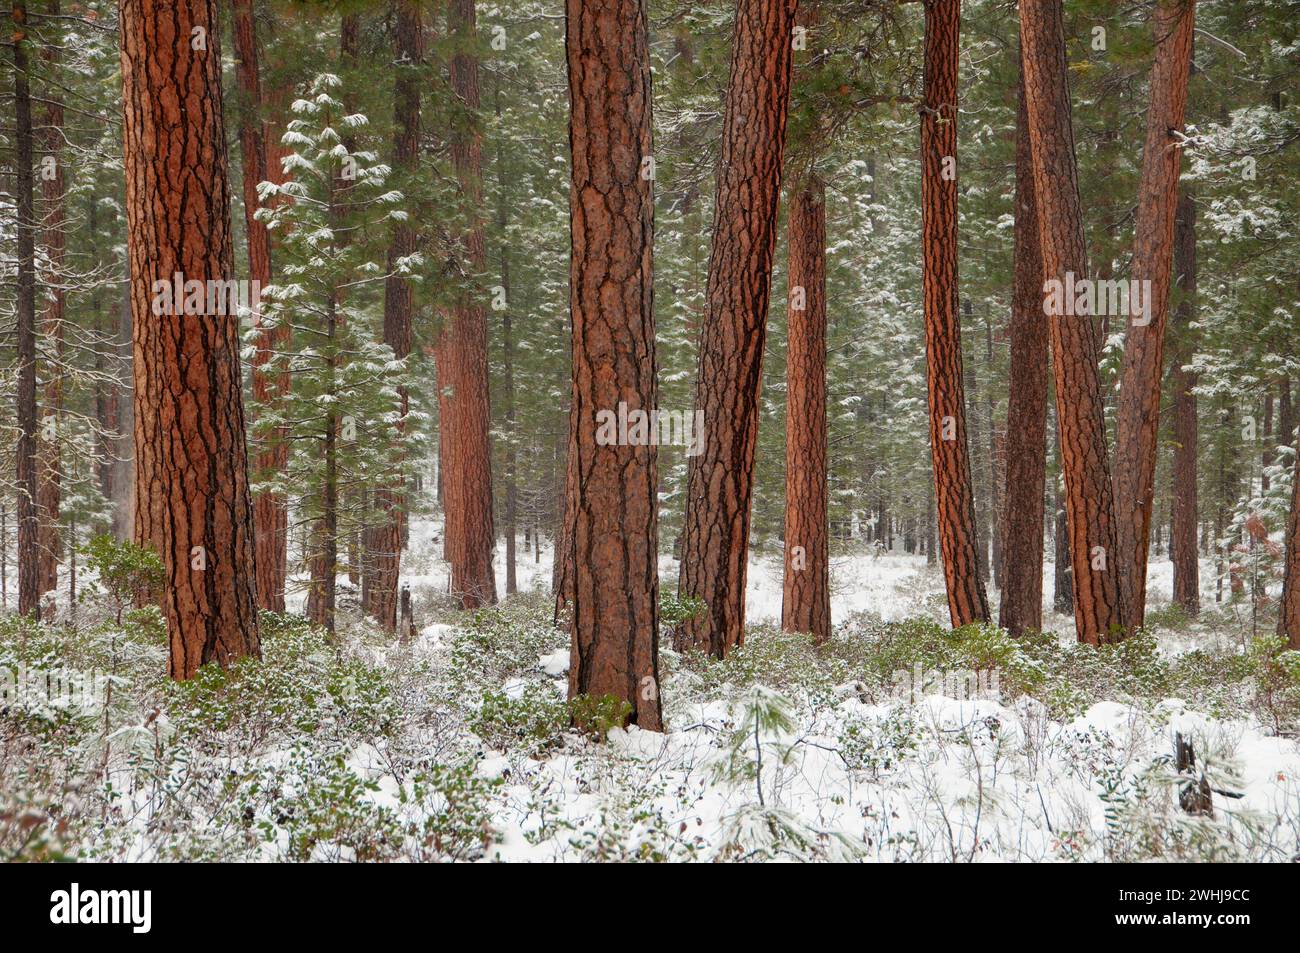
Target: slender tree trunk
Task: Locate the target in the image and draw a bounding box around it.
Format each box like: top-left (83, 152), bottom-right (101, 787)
top-left (1020, 0), bottom-right (1124, 644)
top-left (781, 176), bottom-right (830, 644)
top-left (999, 66), bottom-right (1048, 637)
top-left (1112, 0), bottom-right (1196, 632)
top-left (563, 0), bottom-right (662, 730)
top-left (369, 0), bottom-right (424, 630)
top-left (921, 0), bottom-right (989, 628)
top-left (495, 81), bottom-right (518, 598)
top-left (1279, 377), bottom-right (1294, 452)
top-left (442, 0), bottom-right (497, 608)
top-left (678, 0), bottom-right (798, 657)
top-left (12, 2), bottom-right (40, 619)
top-left (233, 0), bottom-right (289, 613)
top-left (36, 0), bottom-right (65, 605)
top-left (1170, 190), bottom-right (1200, 614)
top-left (120, 0), bottom-right (261, 678)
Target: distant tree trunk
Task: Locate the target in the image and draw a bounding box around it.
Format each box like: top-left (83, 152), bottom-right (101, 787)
top-left (36, 0), bottom-right (65, 604)
top-left (1170, 190), bottom-right (1200, 615)
top-left (920, 0), bottom-right (989, 628)
top-left (442, 0), bottom-right (497, 608)
top-left (120, 0), bottom-right (261, 678)
top-left (678, 0), bottom-right (797, 657)
top-left (782, 176), bottom-right (831, 644)
top-left (563, 0), bottom-right (662, 730)
top-left (1021, 0), bottom-right (1124, 644)
top-left (999, 68), bottom-right (1048, 637)
top-left (495, 82), bottom-right (518, 598)
top-left (1279, 377), bottom-right (1294, 452)
top-left (12, 2), bottom-right (40, 619)
top-left (1112, 0), bottom-right (1196, 632)
top-left (987, 321), bottom-right (1002, 590)
top-left (370, 0), bottom-right (424, 630)
top-left (233, 0), bottom-right (289, 614)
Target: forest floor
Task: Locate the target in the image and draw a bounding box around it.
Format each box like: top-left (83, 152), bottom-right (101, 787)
top-left (3, 518), bottom-right (1299, 862)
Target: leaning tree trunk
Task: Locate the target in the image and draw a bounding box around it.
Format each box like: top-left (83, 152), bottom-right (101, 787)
top-left (1112, 0), bottom-right (1196, 632)
top-left (920, 0), bottom-right (989, 628)
top-left (233, 0), bottom-right (290, 613)
top-left (120, 0), bottom-right (261, 678)
top-left (781, 176), bottom-right (831, 644)
top-left (678, 0), bottom-right (798, 658)
top-left (1170, 190), bottom-right (1200, 615)
top-left (999, 64), bottom-right (1048, 638)
top-left (442, 0), bottom-right (497, 608)
top-left (370, 0), bottom-right (424, 630)
top-left (1020, 0), bottom-right (1125, 644)
top-left (562, 0), bottom-right (662, 731)
top-left (36, 0), bottom-right (65, 604)
top-left (12, 2), bottom-right (40, 619)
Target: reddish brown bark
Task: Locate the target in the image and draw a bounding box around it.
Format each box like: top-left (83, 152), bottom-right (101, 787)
top-left (563, 0), bottom-right (662, 730)
top-left (781, 176), bottom-right (830, 644)
top-left (233, 0), bottom-right (289, 613)
top-left (1020, 0), bottom-right (1125, 644)
top-left (120, 0), bottom-right (261, 678)
top-left (1112, 0), bottom-right (1196, 632)
top-left (369, 0), bottom-right (424, 631)
top-left (1280, 421), bottom-right (1300, 649)
top-left (442, 0), bottom-right (497, 608)
top-left (12, 1), bottom-right (40, 619)
top-left (36, 0), bottom-right (65, 603)
top-left (1170, 190), bottom-right (1200, 615)
top-left (678, 0), bottom-right (797, 658)
top-left (920, 0), bottom-right (989, 629)
top-left (999, 65), bottom-right (1048, 638)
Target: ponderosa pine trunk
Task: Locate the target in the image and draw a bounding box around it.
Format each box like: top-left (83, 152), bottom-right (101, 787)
top-left (443, 0), bottom-right (497, 608)
top-left (36, 0), bottom-right (65, 605)
top-left (562, 0), bottom-right (662, 730)
top-left (1020, 0), bottom-right (1124, 644)
top-left (678, 0), bottom-right (797, 657)
top-left (12, 2), bottom-right (40, 619)
top-left (781, 176), bottom-right (830, 644)
top-left (999, 65), bottom-right (1048, 637)
top-left (920, 0), bottom-right (989, 628)
top-left (120, 0), bottom-right (261, 678)
top-left (1280, 418), bottom-right (1300, 649)
top-left (233, 0), bottom-right (289, 614)
top-left (369, 0), bottom-right (424, 630)
top-left (1170, 190), bottom-right (1200, 615)
top-left (1112, 0), bottom-right (1196, 632)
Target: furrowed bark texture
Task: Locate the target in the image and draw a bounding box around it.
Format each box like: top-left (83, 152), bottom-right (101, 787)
top-left (781, 177), bottom-right (830, 644)
top-left (999, 64), bottom-right (1048, 637)
top-left (1020, 0), bottom-right (1125, 644)
top-left (1112, 0), bottom-right (1196, 631)
top-left (370, 0), bottom-right (424, 630)
top-left (563, 0), bottom-right (662, 731)
top-left (920, 0), bottom-right (989, 628)
top-left (1281, 420), bottom-right (1300, 649)
top-left (1170, 190), bottom-right (1200, 615)
top-left (678, 0), bottom-right (798, 658)
top-left (120, 0), bottom-right (261, 678)
top-left (442, 0), bottom-right (497, 608)
top-left (233, 0), bottom-right (289, 613)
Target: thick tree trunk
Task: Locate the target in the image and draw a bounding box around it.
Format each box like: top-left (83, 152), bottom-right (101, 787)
top-left (442, 0), bottom-right (497, 608)
top-left (999, 68), bottom-right (1048, 637)
top-left (563, 0), bottom-right (662, 730)
top-left (1170, 190), bottom-right (1200, 614)
top-left (1112, 0), bottom-right (1196, 632)
top-left (369, 0), bottom-right (424, 630)
top-left (1280, 423), bottom-right (1300, 649)
top-left (921, 0), bottom-right (989, 628)
top-left (233, 0), bottom-right (289, 614)
top-left (1020, 0), bottom-right (1125, 644)
top-left (36, 0), bottom-right (65, 604)
top-left (120, 0), bottom-right (261, 678)
top-left (678, 0), bottom-right (797, 657)
top-left (781, 176), bottom-right (830, 644)
top-left (12, 2), bottom-right (40, 619)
